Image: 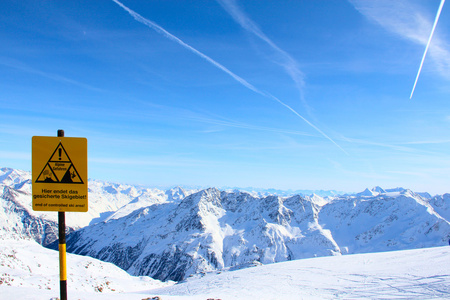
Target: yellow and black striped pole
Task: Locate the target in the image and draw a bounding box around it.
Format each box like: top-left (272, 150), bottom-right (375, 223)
top-left (57, 129), bottom-right (67, 300)
top-left (58, 211), bottom-right (67, 299)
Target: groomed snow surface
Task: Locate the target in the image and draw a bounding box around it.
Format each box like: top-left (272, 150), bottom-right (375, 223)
top-left (1, 239), bottom-right (449, 299)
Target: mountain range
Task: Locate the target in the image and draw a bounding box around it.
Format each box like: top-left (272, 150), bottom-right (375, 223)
top-left (1, 167), bottom-right (449, 282)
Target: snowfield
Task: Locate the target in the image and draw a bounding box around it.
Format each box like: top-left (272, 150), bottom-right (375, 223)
top-left (0, 240), bottom-right (449, 299)
top-left (0, 239), bottom-right (173, 299)
top-left (1, 167), bottom-right (450, 299)
top-left (156, 246), bottom-right (450, 299)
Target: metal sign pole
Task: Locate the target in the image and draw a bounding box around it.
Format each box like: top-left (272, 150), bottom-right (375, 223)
top-left (57, 129), bottom-right (67, 300)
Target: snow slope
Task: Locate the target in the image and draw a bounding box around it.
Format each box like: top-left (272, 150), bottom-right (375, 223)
top-left (0, 238), bottom-right (172, 298)
top-left (153, 246), bottom-right (450, 299)
top-left (1, 242), bottom-right (449, 299)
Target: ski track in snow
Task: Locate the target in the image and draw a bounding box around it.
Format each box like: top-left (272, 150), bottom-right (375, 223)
top-left (1, 241), bottom-right (449, 299)
top-left (149, 247), bottom-right (450, 299)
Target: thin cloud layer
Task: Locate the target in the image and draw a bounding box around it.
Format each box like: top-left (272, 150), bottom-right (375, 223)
top-left (0, 57), bottom-right (103, 92)
top-left (216, 0), bottom-right (309, 113)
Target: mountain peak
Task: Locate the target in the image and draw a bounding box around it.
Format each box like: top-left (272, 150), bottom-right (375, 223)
top-left (372, 186), bottom-right (386, 193)
top-left (356, 188), bottom-right (377, 197)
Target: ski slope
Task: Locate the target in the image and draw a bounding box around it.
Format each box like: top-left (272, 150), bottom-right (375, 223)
top-left (1, 240), bottom-right (449, 299)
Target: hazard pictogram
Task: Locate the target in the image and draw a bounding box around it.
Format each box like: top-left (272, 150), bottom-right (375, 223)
top-left (35, 142), bottom-right (84, 184)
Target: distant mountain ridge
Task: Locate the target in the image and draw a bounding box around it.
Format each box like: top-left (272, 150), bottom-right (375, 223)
top-left (0, 167), bottom-right (195, 245)
top-left (222, 186), bottom-right (345, 198)
top-left (1, 167), bottom-right (449, 282)
top-left (56, 187), bottom-right (449, 281)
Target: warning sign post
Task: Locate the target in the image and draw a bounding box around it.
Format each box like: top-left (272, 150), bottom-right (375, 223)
top-left (32, 130), bottom-right (87, 300)
top-left (32, 135), bottom-right (88, 212)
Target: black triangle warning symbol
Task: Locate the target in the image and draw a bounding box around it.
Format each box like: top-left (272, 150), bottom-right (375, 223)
top-left (35, 142), bottom-right (84, 184)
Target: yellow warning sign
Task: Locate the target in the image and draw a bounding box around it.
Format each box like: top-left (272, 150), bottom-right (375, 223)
top-left (32, 136), bottom-right (88, 212)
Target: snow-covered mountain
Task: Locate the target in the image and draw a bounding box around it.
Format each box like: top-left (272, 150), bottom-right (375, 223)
top-left (56, 189), bottom-right (342, 281)
top-left (0, 167), bottom-right (68, 246)
top-left (225, 186), bottom-right (344, 198)
top-left (319, 189), bottom-right (450, 254)
top-left (2, 167), bottom-right (450, 283)
top-left (56, 186), bottom-right (450, 282)
top-left (0, 167), bottom-right (193, 246)
top-left (0, 238), bottom-right (172, 295)
top-left (428, 193), bottom-right (450, 221)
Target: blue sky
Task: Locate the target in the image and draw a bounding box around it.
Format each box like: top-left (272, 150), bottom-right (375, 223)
top-left (1, 0), bottom-right (450, 194)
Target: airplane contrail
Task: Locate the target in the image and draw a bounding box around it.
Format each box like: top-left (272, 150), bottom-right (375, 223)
top-left (410, 0), bottom-right (446, 99)
top-left (216, 0), bottom-right (309, 114)
top-left (111, 0), bottom-right (347, 154)
top-left (267, 93), bottom-right (348, 154)
top-left (111, 0), bottom-right (262, 96)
